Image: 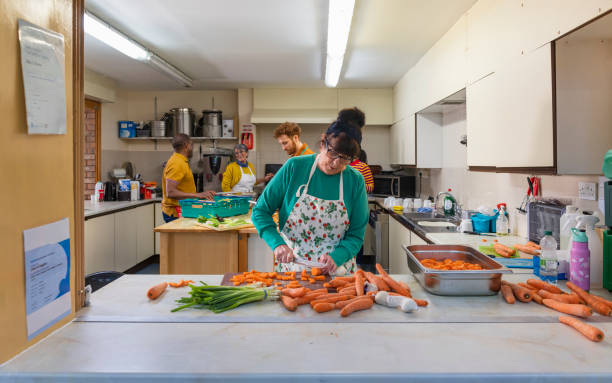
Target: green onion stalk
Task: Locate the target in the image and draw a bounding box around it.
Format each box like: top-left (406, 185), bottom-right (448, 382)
top-left (171, 282), bottom-right (280, 313)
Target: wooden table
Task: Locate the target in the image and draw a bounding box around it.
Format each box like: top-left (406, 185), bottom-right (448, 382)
top-left (154, 218), bottom-right (259, 274)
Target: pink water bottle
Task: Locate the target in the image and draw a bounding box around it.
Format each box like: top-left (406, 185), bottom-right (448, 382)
top-left (570, 228), bottom-right (590, 291)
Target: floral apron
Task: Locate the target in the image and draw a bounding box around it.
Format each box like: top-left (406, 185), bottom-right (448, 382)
top-left (276, 155), bottom-right (357, 275)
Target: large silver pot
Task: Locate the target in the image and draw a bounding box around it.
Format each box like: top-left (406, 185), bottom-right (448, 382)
top-left (201, 110), bottom-right (223, 138)
top-left (170, 108), bottom-right (195, 136)
top-left (150, 120), bottom-right (166, 137)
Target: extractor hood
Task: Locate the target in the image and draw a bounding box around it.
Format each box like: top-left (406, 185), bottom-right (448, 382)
top-left (251, 108), bottom-right (338, 124)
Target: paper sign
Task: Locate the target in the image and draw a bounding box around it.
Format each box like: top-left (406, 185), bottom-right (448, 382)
top-left (18, 19), bottom-right (67, 135)
top-left (23, 218), bottom-right (71, 340)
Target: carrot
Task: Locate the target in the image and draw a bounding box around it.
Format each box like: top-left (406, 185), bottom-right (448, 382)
top-left (398, 281), bottom-right (412, 296)
top-left (147, 282), bottom-right (168, 300)
top-left (313, 275), bottom-right (326, 281)
top-left (559, 316), bottom-right (604, 342)
top-left (313, 302), bottom-right (336, 313)
top-left (339, 286), bottom-right (357, 295)
top-left (525, 241), bottom-right (541, 250)
top-left (542, 299), bottom-right (592, 317)
top-left (514, 244), bottom-right (540, 255)
top-left (501, 281), bottom-right (532, 303)
top-left (501, 285), bottom-right (515, 304)
top-left (386, 292), bottom-right (427, 306)
top-left (381, 275), bottom-right (412, 297)
top-left (308, 288), bottom-right (329, 295)
top-left (375, 263), bottom-right (390, 278)
top-left (310, 295), bottom-right (352, 307)
top-left (566, 282), bottom-right (612, 316)
top-left (328, 279), bottom-right (348, 288)
top-left (323, 283), bottom-right (331, 288)
top-left (336, 295), bottom-right (373, 309)
top-left (311, 267), bottom-right (322, 276)
top-left (282, 287), bottom-right (308, 298)
top-left (525, 279), bottom-right (563, 294)
top-left (333, 276), bottom-right (356, 283)
top-left (340, 298), bottom-right (374, 317)
top-left (493, 243), bottom-right (515, 257)
top-left (518, 283), bottom-right (538, 293)
top-left (531, 292), bottom-right (543, 305)
top-left (355, 271), bottom-right (365, 296)
top-left (538, 289), bottom-right (580, 304)
top-left (301, 269), bottom-right (308, 279)
top-left (364, 272), bottom-right (390, 291)
top-left (280, 295), bottom-right (298, 311)
top-left (168, 281), bottom-right (183, 288)
top-left (590, 294), bottom-right (612, 310)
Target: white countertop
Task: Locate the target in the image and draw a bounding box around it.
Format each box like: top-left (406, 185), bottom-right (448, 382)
top-left (3, 274), bottom-right (612, 381)
top-left (84, 198), bottom-right (161, 218)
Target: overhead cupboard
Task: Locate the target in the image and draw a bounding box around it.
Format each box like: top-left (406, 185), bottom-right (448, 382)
top-left (391, 3), bottom-right (612, 174)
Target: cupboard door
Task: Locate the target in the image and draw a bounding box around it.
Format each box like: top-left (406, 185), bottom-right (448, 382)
top-left (466, 72), bottom-right (500, 167)
top-left (135, 205), bottom-right (154, 263)
top-left (154, 202), bottom-right (164, 254)
top-left (114, 209), bottom-right (138, 272)
top-left (388, 218), bottom-right (412, 275)
top-left (416, 113), bottom-right (443, 168)
top-left (390, 117), bottom-right (416, 165)
top-left (84, 214), bottom-right (115, 275)
top-left (410, 231), bottom-right (428, 246)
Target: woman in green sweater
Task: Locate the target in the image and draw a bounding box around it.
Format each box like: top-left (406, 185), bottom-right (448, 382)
top-left (252, 120), bottom-right (368, 275)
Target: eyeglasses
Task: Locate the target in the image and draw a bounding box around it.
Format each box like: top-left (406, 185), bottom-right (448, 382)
top-left (324, 140), bottom-right (353, 163)
top-left (234, 151), bottom-right (247, 156)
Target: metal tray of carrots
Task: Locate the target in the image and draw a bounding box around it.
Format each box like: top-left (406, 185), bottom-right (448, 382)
top-left (403, 244), bottom-right (512, 296)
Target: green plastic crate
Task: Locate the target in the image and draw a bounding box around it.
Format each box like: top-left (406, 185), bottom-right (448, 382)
top-left (179, 196), bottom-right (250, 219)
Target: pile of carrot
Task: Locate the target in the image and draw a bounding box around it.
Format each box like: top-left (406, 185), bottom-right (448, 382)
top-left (229, 269), bottom-right (325, 287)
top-left (500, 277), bottom-right (610, 342)
top-left (280, 265), bottom-right (428, 316)
top-left (513, 241), bottom-right (541, 256)
top-left (420, 258), bottom-right (484, 270)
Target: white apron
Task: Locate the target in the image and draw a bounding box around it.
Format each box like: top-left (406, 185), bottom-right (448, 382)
top-left (231, 163), bottom-right (256, 193)
top-left (276, 155), bottom-right (357, 275)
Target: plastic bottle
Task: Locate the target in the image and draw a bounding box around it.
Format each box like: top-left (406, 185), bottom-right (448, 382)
top-left (576, 214), bottom-right (602, 288)
top-left (443, 188), bottom-right (456, 216)
top-left (496, 203), bottom-right (509, 236)
top-left (94, 181), bottom-right (104, 202)
top-left (560, 206), bottom-right (581, 250)
top-left (539, 231), bottom-right (558, 284)
top-left (570, 228), bottom-right (590, 291)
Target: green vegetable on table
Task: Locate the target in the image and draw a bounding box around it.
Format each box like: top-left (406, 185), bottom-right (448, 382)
top-left (172, 282), bottom-right (280, 313)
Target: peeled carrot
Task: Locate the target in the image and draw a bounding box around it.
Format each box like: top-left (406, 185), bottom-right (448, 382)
top-left (311, 267), bottom-right (322, 276)
top-left (531, 292), bottom-right (543, 305)
top-left (514, 244), bottom-right (539, 255)
top-left (147, 282), bottom-right (168, 300)
top-left (501, 281), bottom-right (532, 303)
top-left (538, 289), bottom-right (580, 304)
top-left (526, 241), bottom-right (542, 250)
top-left (365, 271), bottom-right (390, 291)
top-left (339, 286), bottom-right (357, 295)
top-left (336, 295), bottom-right (373, 309)
top-left (328, 279), bottom-right (348, 288)
top-left (493, 243), bottom-right (515, 257)
top-left (355, 271), bottom-right (365, 296)
top-left (313, 302), bottom-right (336, 313)
top-left (590, 294), bottom-right (612, 310)
top-left (340, 298), bottom-right (374, 317)
top-left (398, 281), bottom-right (412, 296)
top-left (313, 275), bottom-right (326, 281)
top-left (282, 287), bottom-right (308, 298)
top-left (333, 276), bottom-right (356, 283)
top-left (518, 283), bottom-right (538, 292)
top-left (526, 279), bottom-right (563, 294)
top-left (310, 295), bottom-right (352, 307)
top-left (381, 274), bottom-right (411, 297)
top-left (559, 316), bottom-right (604, 342)
top-left (501, 284), bottom-right (515, 304)
top-left (281, 295), bottom-right (297, 311)
top-left (542, 299), bottom-right (592, 317)
top-left (566, 282), bottom-right (612, 316)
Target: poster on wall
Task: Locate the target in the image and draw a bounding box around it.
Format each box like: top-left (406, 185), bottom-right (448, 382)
top-left (18, 19), bottom-right (67, 135)
top-left (240, 123), bottom-right (256, 151)
top-left (23, 218), bottom-right (71, 340)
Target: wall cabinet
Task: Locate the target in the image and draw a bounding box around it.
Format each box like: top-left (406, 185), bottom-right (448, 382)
top-left (416, 113), bottom-right (443, 168)
top-left (390, 117), bottom-right (416, 165)
top-left (388, 218), bottom-right (412, 275)
top-left (466, 72), bottom-right (500, 168)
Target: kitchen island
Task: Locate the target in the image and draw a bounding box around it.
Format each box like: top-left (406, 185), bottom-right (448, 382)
top-left (3, 274), bottom-right (612, 381)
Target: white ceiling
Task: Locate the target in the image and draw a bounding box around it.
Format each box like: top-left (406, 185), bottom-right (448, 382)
top-left (84, 0), bottom-right (476, 90)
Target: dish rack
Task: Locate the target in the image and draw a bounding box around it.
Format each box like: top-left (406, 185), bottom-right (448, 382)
top-left (179, 196), bottom-right (250, 219)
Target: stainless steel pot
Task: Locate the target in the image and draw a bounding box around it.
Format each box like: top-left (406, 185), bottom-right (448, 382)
top-left (150, 120), bottom-right (166, 137)
top-left (170, 108), bottom-right (195, 136)
top-left (201, 110), bottom-right (222, 138)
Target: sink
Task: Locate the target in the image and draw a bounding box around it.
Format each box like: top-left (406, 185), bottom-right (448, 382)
top-left (417, 221), bottom-right (457, 228)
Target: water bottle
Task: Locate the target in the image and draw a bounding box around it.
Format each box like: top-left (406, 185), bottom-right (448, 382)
top-left (570, 228), bottom-right (590, 291)
top-left (539, 231), bottom-right (558, 284)
top-left (496, 203), bottom-right (509, 236)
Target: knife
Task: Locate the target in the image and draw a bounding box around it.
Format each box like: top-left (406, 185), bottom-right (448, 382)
top-left (463, 231), bottom-right (497, 237)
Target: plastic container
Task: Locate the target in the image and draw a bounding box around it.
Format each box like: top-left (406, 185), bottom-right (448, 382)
top-left (539, 230), bottom-right (558, 284)
top-left (471, 213), bottom-right (496, 234)
top-left (576, 214), bottom-right (602, 288)
top-left (496, 203), bottom-right (509, 236)
top-left (179, 196), bottom-right (250, 219)
top-left (118, 121), bottom-right (136, 138)
top-left (570, 228), bottom-right (590, 291)
top-left (560, 206), bottom-right (581, 251)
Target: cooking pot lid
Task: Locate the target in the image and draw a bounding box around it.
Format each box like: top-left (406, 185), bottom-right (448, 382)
top-left (170, 107), bottom-right (194, 112)
top-left (202, 109), bottom-right (222, 114)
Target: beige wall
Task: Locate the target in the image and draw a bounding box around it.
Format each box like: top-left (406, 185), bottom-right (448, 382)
top-left (0, 0), bottom-right (75, 364)
top-left (84, 68), bottom-right (117, 102)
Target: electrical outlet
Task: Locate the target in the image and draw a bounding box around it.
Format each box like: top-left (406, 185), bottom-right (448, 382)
top-left (578, 182), bottom-right (597, 200)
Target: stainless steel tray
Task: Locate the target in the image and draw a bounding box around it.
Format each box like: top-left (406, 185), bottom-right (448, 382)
top-left (403, 244), bottom-right (512, 296)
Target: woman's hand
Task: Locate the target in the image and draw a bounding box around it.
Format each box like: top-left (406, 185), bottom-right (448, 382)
top-left (318, 253), bottom-right (337, 275)
top-left (264, 173), bottom-right (274, 182)
top-left (274, 245), bottom-right (294, 264)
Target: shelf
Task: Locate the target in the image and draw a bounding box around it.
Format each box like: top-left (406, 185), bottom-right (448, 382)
top-left (120, 137), bottom-right (238, 141)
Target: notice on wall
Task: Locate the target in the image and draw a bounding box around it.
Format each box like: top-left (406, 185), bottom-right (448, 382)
top-left (18, 19), bottom-right (67, 135)
top-left (23, 218), bottom-right (71, 340)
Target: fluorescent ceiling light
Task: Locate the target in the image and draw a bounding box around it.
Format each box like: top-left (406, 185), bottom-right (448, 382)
top-left (325, 0), bottom-right (355, 87)
top-left (84, 11), bottom-right (193, 87)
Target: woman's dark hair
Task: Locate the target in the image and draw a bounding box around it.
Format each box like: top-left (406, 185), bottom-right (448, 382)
top-left (321, 120), bottom-right (362, 159)
top-left (337, 107), bottom-right (365, 129)
top-left (358, 148), bottom-right (368, 163)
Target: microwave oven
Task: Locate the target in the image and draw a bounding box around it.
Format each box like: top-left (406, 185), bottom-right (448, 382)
top-left (372, 175), bottom-right (416, 198)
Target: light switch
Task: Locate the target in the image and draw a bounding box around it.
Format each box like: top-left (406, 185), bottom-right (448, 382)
top-left (578, 182), bottom-right (597, 200)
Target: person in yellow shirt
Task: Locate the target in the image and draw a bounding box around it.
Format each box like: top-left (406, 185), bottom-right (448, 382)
top-left (162, 134), bottom-right (215, 222)
top-left (221, 144), bottom-right (273, 192)
top-left (273, 122), bottom-right (314, 157)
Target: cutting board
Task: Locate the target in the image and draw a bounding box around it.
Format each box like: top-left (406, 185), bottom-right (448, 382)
top-left (221, 272), bottom-right (333, 291)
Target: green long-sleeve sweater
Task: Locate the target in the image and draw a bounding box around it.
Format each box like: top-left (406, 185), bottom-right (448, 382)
top-left (252, 154), bottom-right (368, 267)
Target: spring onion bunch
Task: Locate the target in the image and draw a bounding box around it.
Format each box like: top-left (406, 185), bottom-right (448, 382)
top-left (172, 282), bottom-right (280, 313)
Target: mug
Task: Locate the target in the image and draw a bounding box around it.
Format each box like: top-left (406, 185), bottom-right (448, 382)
top-left (413, 199), bottom-right (423, 209)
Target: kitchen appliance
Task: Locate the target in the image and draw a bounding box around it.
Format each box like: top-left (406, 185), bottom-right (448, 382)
top-left (170, 108), bottom-right (195, 136)
top-left (404, 244), bottom-right (512, 296)
top-left (372, 174), bottom-right (416, 198)
top-left (222, 119), bottom-right (234, 138)
top-left (150, 120), bottom-right (166, 137)
top-left (200, 109), bottom-right (223, 138)
top-left (194, 146), bottom-right (232, 192)
top-left (103, 181), bottom-right (117, 201)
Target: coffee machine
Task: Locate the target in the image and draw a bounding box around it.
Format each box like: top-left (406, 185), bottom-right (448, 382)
top-left (193, 145), bottom-right (232, 192)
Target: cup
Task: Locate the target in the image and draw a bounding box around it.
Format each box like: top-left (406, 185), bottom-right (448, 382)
top-left (413, 199), bottom-right (423, 209)
top-left (423, 200), bottom-right (432, 208)
top-left (403, 198), bottom-right (412, 210)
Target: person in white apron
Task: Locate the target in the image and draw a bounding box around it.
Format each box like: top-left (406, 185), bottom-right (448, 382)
top-left (252, 119), bottom-right (369, 276)
top-left (221, 144), bottom-right (273, 193)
